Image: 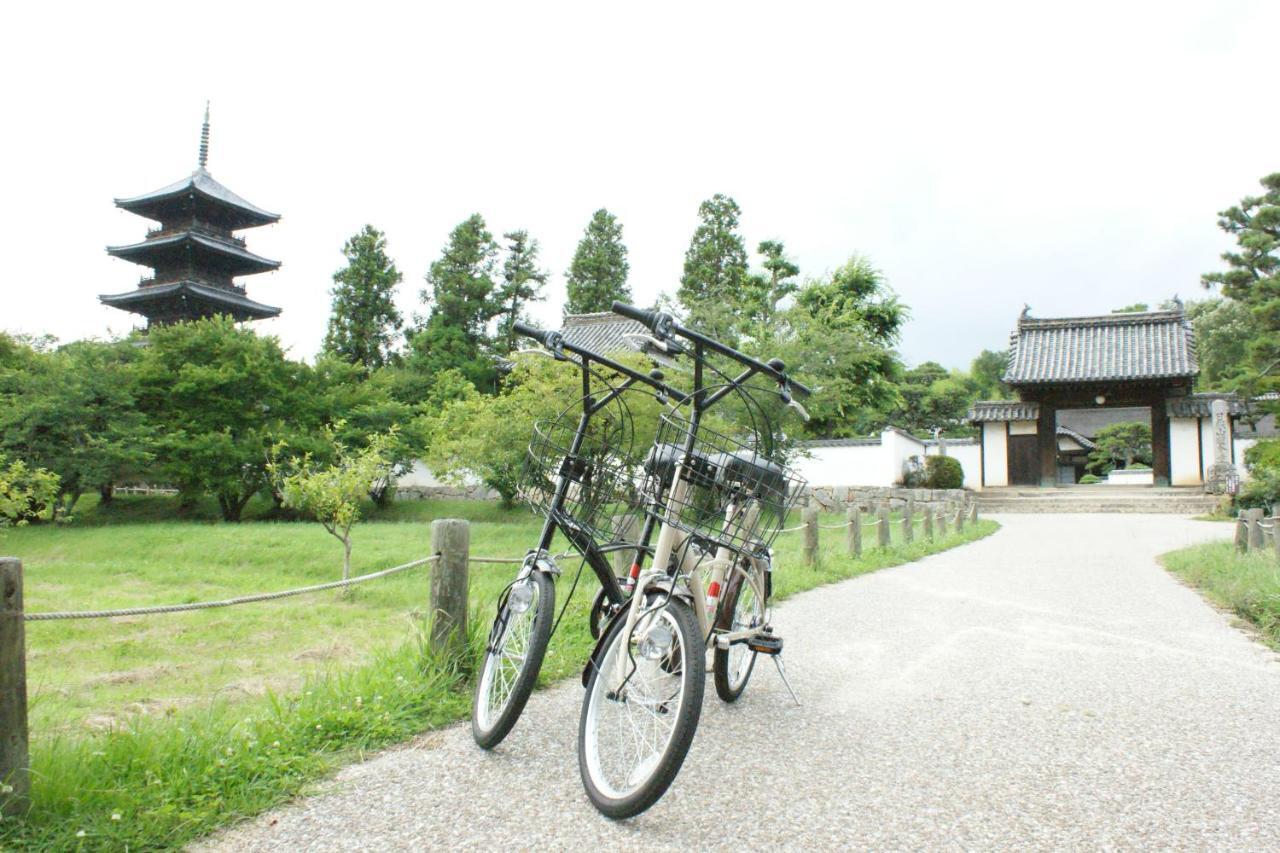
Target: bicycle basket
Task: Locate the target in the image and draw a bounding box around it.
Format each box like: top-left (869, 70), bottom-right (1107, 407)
top-left (518, 406), bottom-right (641, 544)
top-left (639, 410), bottom-right (806, 553)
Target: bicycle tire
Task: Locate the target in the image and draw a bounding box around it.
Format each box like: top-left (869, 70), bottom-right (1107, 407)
top-left (471, 570), bottom-right (554, 749)
top-left (712, 568), bottom-right (761, 702)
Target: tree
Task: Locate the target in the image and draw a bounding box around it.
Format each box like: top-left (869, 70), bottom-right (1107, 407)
top-left (1086, 421), bottom-right (1153, 474)
top-left (323, 225), bottom-right (404, 372)
top-left (494, 230), bottom-right (549, 355)
top-left (1185, 297), bottom-right (1257, 390)
top-left (969, 349), bottom-right (1010, 399)
top-left (893, 362), bottom-right (976, 436)
top-left (1112, 303), bottom-right (1150, 313)
top-left (1202, 172), bottom-right (1280, 398)
top-left (565, 209), bottom-right (630, 314)
top-left (0, 454), bottom-right (59, 528)
top-left (134, 318), bottom-right (307, 522)
top-left (271, 426), bottom-right (395, 583)
top-left (777, 256), bottom-right (906, 437)
top-left (742, 240), bottom-right (800, 335)
top-left (0, 339), bottom-right (153, 515)
top-left (407, 215), bottom-right (501, 391)
top-left (678, 194), bottom-right (750, 340)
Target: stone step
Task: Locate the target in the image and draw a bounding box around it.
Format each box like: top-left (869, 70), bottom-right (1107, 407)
top-left (974, 497), bottom-right (1220, 514)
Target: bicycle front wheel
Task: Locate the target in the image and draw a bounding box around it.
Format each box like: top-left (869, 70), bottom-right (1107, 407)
top-left (713, 569), bottom-right (763, 702)
top-left (578, 593), bottom-right (703, 819)
top-left (472, 570), bottom-right (554, 749)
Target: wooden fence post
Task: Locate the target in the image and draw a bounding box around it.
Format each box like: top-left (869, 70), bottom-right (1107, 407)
top-left (1235, 516), bottom-right (1248, 552)
top-left (1245, 508), bottom-right (1265, 551)
top-left (969, 500), bottom-right (979, 523)
top-left (802, 506), bottom-right (819, 566)
top-left (923, 506), bottom-right (933, 541)
top-left (956, 502), bottom-right (965, 533)
top-left (429, 519), bottom-right (470, 654)
top-left (1, 557), bottom-right (28, 817)
top-left (847, 505), bottom-right (861, 558)
top-left (902, 500), bottom-right (914, 544)
top-left (611, 514), bottom-right (639, 577)
top-left (937, 506), bottom-right (948, 536)
top-left (1272, 514), bottom-right (1280, 561)
top-left (877, 506), bottom-right (891, 548)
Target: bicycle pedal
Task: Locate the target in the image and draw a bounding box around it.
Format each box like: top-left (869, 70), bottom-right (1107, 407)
top-left (746, 634), bottom-right (783, 655)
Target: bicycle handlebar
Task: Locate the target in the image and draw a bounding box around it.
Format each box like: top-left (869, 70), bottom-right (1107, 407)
top-left (610, 301), bottom-right (812, 398)
top-left (512, 320), bottom-right (689, 403)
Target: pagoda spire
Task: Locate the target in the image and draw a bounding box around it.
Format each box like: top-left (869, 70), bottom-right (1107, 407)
top-left (198, 101), bottom-right (210, 170)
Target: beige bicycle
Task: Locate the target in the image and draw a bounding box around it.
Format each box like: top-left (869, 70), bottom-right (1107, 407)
top-left (577, 303), bottom-right (809, 819)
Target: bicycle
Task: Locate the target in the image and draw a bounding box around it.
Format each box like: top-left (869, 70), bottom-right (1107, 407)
top-left (577, 302), bottom-right (811, 818)
top-left (471, 321), bottom-right (686, 749)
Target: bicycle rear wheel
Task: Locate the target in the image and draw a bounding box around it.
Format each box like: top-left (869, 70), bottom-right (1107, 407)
top-left (713, 568), bottom-right (763, 702)
top-left (578, 593), bottom-right (703, 819)
top-left (472, 570), bottom-right (554, 749)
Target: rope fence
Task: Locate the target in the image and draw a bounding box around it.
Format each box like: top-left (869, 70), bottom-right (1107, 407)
top-left (1234, 508), bottom-right (1280, 556)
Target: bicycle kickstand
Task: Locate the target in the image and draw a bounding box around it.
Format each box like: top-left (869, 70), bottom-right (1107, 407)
top-left (772, 653), bottom-right (800, 707)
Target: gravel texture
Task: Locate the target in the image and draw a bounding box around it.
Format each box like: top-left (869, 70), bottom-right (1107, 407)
top-left (199, 514), bottom-right (1280, 851)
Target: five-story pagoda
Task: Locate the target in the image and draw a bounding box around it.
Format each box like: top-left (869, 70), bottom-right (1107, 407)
top-left (100, 106), bottom-right (282, 327)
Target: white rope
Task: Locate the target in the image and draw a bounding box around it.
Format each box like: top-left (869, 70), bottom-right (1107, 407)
top-left (24, 556), bottom-right (439, 622)
top-left (469, 549), bottom-right (575, 565)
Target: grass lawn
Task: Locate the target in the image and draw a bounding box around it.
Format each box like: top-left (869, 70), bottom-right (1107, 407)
top-left (1161, 541), bottom-right (1280, 648)
top-left (0, 495), bottom-right (997, 850)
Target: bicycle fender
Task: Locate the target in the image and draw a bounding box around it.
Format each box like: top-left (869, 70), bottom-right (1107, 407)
top-left (582, 604), bottom-right (630, 687)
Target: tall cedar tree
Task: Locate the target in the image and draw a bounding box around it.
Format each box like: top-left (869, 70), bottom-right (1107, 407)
top-left (408, 215), bottom-right (500, 391)
top-left (323, 225), bottom-right (404, 371)
top-left (678, 194), bottom-right (750, 341)
top-left (495, 230), bottom-right (549, 354)
top-left (1201, 172), bottom-right (1280, 398)
top-left (565, 209), bottom-right (631, 314)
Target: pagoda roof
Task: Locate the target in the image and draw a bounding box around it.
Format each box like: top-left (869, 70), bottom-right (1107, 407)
top-left (107, 231), bottom-right (280, 276)
top-left (1004, 306), bottom-right (1197, 386)
top-left (99, 280), bottom-right (280, 321)
top-left (115, 168), bottom-right (280, 229)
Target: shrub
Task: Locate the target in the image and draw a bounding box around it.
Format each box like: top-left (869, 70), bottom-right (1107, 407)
top-left (1079, 473), bottom-right (1101, 484)
top-left (924, 455), bottom-right (964, 489)
top-left (0, 454), bottom-right (60, 526)
top-left (901, 455), bottom-right (926, 487)
top-left (1244, 439), bottom-right (1280, 475)
top-left (1127, 463), bottom-right (1151, 470)
top-left (1235, 467), bottom-right (1280, 512)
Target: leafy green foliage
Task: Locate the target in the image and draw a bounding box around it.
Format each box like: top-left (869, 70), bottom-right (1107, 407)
top-left (925, 455), bottom-right (964, 489)
top-left (741, 239), bottom-right (800, 332)
top-left (1186, 296), bottom-right (1261, 392)
top-left (0, 453), bottom-right (59, 527)
top-left (969, 349), bottom-right (1010, 399)
top-left (408, 214), bottom-right (501, 391)
top-left (1086, 421), bottom-right (1153, 474)
top-left (678, 194), bottom-right (750, 341)
top-left (271, 426), bottom-right (396, 580)
top-left (0, 339), bottom-right (152, 515)
top-left (1079, 473), bottom-right (1101, 484)
top-left (323, 225), bottom-right (404, 372)
top-left (493, 230), bottom-right (548, 355)
top-left (1243, 438), bottom-right (1280, 474)
top-left (565, 209), bottom-right (630, 314)
top-left (1201, 172), bottom-right (1280, 400)
top-left (134, 318), bottom-right (309, 522)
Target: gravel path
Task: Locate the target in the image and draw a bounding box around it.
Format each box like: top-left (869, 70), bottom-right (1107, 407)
top-left (200, 514), bottom-right (1280, 851)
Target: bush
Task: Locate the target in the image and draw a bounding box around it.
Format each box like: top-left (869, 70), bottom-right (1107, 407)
top-left (1079, 473), bottom-right (1101, 484)
top-left (1127, 463), bottom-right (1151, 470)
top-left (1236, 467), bottom-right (1280, 512)
top-left (924, 455), bottom-right (964, 489)
top-left (901, 455), bottom-right (926, 487)
top-left (1244, 438), bottom-right (1280, 475)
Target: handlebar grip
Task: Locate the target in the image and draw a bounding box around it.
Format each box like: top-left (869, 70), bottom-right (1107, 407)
top-left (512, 321), bottom-right (557, 349)
top-left (611, 301), bottom-right (661, 331)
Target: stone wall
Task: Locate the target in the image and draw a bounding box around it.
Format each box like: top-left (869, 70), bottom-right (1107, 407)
top-left (805, 485), bottom-right (971, 513)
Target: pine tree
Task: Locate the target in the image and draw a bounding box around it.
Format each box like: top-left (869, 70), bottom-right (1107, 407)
top-left (1201, 172), bottom-right (1280, 396)
top-left (678, 194), bottom-right (750, 340)
top-left (407, 214), bottom-right (500, 390)
top-left (323, 225), bottom-right (403, 371)
top-left (565, 209), bottom-right (630, 314)
top-left (744, 239), bottom-right (800, 330)
top-left (495, 230), bottom-right (549, 354)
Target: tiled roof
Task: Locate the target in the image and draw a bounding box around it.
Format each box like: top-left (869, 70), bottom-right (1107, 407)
top-left (99, 280), bottom-right (281, 319)
top-left (1004, 308), bottom-right (1197, 385)
top-left (115, 168), bottom-right (280, 228)
top-left (1056, 426), bottom-right (1096, 450)
top-left (107, 231), bottom-right (281, 274)
top-left (968, 400), bottom-right (1041, 422)
top-left (1165, 393), bottom-right (1250, 418)
top-left (560, 312), bottom-right (648, 355)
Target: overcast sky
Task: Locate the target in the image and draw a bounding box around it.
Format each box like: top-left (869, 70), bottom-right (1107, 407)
top-left (2, 1), bottom-right (1276, 368)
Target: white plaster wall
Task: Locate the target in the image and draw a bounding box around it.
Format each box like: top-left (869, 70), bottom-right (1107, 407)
top-left (398, 460), bottom-right (482, 488)
top-left (1200, 417), bottom-right (1215, 475)
top-left (983, 422), bottom-right (1009, 487)
top-left (791, 444), bottom-right (887, 486)
top-left (1235, 437), bottom-right (1257, 480)
top-left (882, 429), bottom-right (927, 485)
top-left (1169, 418), bottom-right (1202, 486)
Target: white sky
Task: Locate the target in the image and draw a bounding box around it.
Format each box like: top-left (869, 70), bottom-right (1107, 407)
top-left (2, 1), bottom-right (1276, 368)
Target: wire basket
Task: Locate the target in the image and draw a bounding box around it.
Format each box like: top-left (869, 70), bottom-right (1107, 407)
top-left (518, 408), bottom-right (641, 546)
top-left (639, 410), bottom-right (806, 553)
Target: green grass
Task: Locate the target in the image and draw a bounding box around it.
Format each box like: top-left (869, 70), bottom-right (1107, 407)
top-left (1161, 541), bottom-right (1280, 647)
top-left (0, 497), bottom-right (997, 850)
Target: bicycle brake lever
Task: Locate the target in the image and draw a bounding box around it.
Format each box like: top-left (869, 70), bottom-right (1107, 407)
top-left (787, 397), bottom-right (810, 422)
